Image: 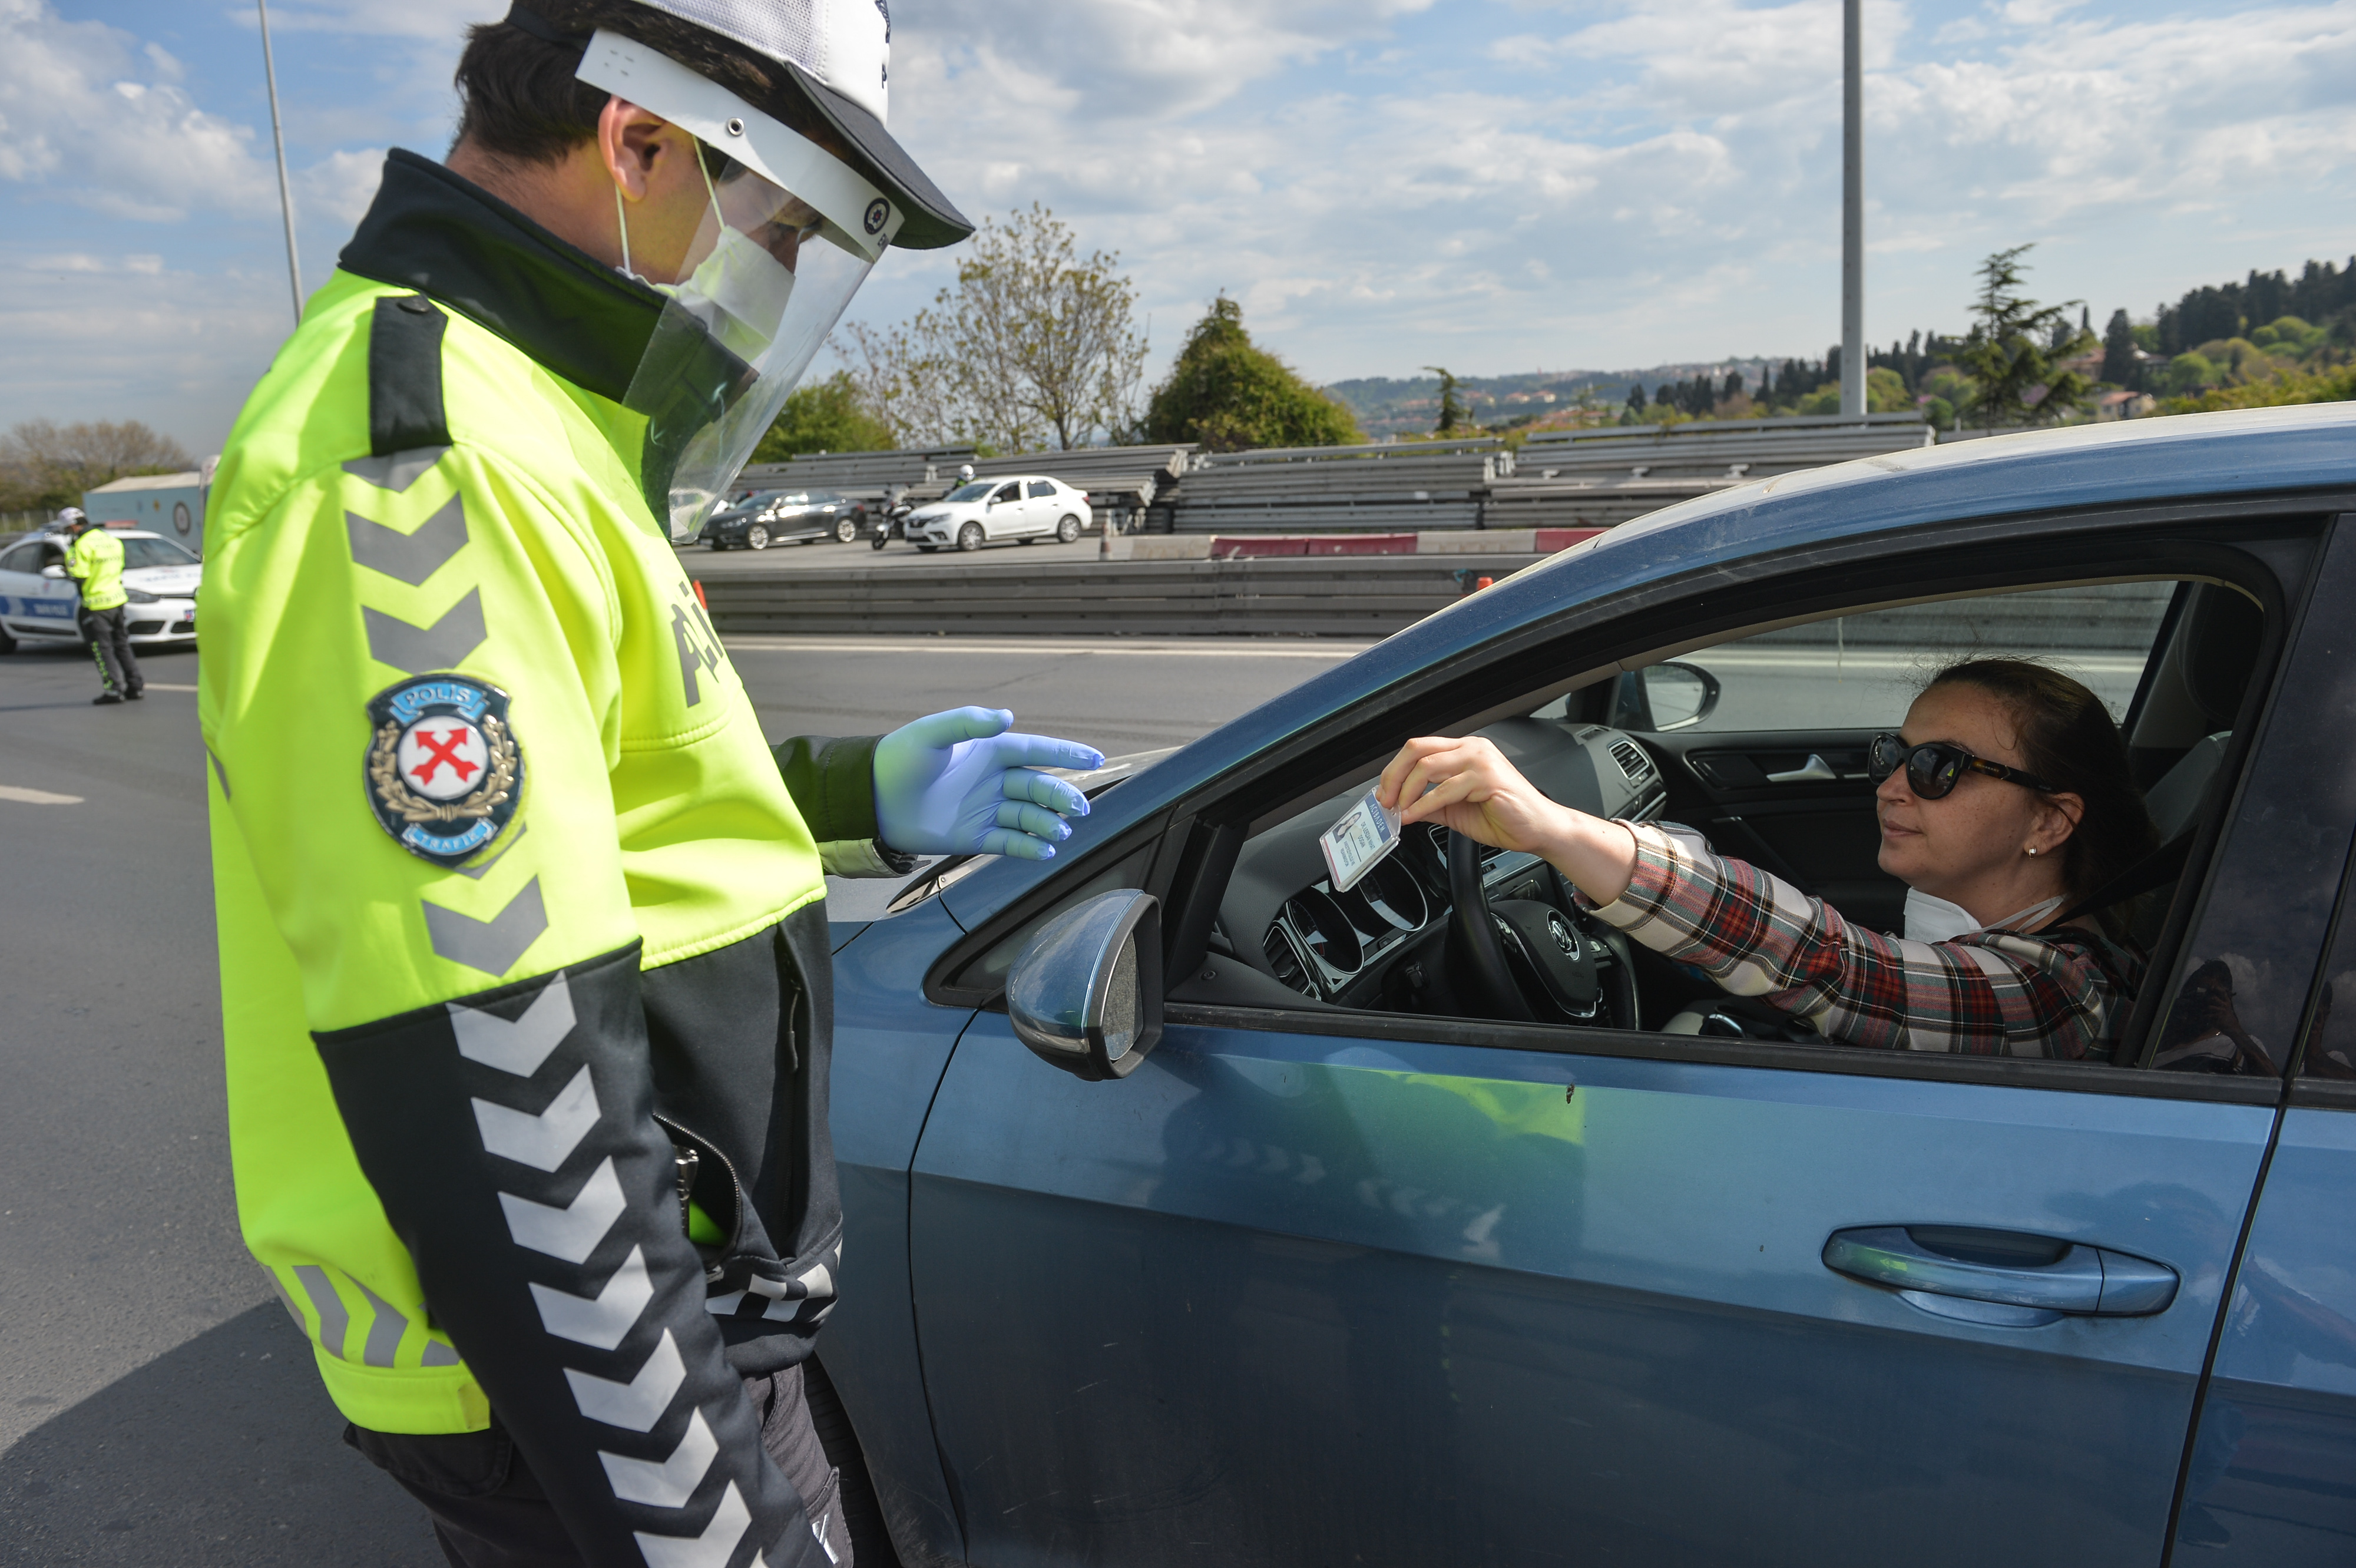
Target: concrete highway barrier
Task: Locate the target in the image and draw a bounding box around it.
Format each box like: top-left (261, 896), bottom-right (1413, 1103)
top-left (694, 552), bottom-right (1549, 637)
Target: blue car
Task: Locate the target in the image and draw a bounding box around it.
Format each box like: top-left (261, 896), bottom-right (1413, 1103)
top-left (815, 405), bottom-right (2356, 1568)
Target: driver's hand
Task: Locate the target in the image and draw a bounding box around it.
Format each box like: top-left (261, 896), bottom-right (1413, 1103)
top-left (1376, 736), bottom-right (1567, 854)
top-left (1378, 736), bottom-right (1642, 904)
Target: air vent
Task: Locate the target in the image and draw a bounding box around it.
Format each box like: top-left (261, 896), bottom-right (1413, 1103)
top-left (1263, 925), bottom-right (1316, 997)
top-left (1609, 740), bottom-right (1654, 782)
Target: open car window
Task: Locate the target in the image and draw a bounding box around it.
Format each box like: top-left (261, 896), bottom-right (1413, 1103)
top-left (1173, 572), bottom-right (2272, 1084)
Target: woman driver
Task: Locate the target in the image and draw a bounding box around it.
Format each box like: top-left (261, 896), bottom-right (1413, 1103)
top-left (1377, 657), bottom-right (2158, 1058)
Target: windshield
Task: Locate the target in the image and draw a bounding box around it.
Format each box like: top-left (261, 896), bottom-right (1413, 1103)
top-left (120, 537), bottom-right (200, 569)
top-left (944, 482), bottom-right (992, 502)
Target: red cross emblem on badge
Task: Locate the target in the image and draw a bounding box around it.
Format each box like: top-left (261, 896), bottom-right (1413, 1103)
top-left (396, 719), bottom-right (488, 800)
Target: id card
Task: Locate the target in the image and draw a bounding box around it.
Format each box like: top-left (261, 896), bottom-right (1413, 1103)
top-left (1321, 788), bottom-right (1403, 892)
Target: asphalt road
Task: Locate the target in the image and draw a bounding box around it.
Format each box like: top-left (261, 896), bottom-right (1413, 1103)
top-left (0, 631), bottom-right (1355, 1566)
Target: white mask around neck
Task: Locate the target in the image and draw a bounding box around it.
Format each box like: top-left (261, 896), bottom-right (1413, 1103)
top-left (1905, 889), bottom-right (2067, 943)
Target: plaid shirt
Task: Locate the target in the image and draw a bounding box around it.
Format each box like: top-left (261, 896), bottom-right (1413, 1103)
top-left (1586, 823), bottom-right (2143, 1058)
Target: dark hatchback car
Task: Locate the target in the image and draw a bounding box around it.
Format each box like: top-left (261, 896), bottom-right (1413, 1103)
top-left (700, 487), bottom-right (873, 550)
top-left (802, 404), bottom-right (2356, 1568)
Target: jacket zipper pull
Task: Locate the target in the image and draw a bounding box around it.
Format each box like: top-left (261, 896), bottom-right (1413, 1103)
top-left (672, 1144), bottom-right (699, 1236)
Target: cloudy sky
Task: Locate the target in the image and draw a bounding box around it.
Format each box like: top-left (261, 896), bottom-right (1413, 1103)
top-left (4, 0), bottom-right (2352, 451)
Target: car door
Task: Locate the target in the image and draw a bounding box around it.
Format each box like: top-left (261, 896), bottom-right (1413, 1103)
top-left (983, 481), bottom-right (1024, 539)
top-left (0, 538), bottom-right (79, 640)
top-left (1024, 479), bottom-right (1060, 536)
top-left (2165, 668), bottom-right (2356, 1562)
top-left (905, 525), bottom-right (2356, 1568)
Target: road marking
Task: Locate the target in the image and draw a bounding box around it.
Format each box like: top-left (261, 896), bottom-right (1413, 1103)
top-left (723, 637), bottom-right (1369, 659)
top-left (0, 785), bottom-right (82, 804)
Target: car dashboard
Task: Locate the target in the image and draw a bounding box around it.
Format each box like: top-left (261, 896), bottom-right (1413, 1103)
top-left (1209, 720), bottom-right (1668, 1010)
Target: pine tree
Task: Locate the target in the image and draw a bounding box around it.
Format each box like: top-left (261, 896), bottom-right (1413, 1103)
top-left (1957, 245), bottom-right (2099, 426)
top-left (1424, 366), bottom-right (1467, 434)
top-left (1626, 383), bottom-right (1647, 416)
top-left (2100, 309), bottom-right (2142, 390)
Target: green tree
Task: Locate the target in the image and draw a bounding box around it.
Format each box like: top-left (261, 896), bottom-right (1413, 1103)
top-left (0, 418), bottom-right (192, 515)
top-left (1424, 366), bottom-right (1466, 434)
top-left (2160, 359), bottom-right (2356, 414)
top-left (2100, 308), bottom-right (2142, 388)
top-left (839, 204), bottom-right (1147, 452)
top-left (750, 371), bottom-right (894, 464)
top-left (1955, 246), bottom-right (2098, 426)
top-left (1141, 297), bottom-right (1360, 451)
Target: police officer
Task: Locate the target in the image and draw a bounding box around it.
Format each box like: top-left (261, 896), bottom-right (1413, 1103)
top-left (60, 508), bottom-right (144, 704)
top-left (201, 5), bottom-right (1101, 1563)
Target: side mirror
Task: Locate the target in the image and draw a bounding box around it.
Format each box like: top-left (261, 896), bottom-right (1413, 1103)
top-left (39, 564), bottom-right (65, 580)
top-left (1006, 889), bottom-right (1163, 1081)
top-left (1644, 660), bottom-right (1722, 731)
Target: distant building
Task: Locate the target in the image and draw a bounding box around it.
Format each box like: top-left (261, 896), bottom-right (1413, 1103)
top-left (83, 468), bottom-right (211, 550)
top-left (2096, 391), bottom-right (2157, 422)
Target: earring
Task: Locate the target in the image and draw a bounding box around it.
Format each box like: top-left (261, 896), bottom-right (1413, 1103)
top-left (2026, 846), bottom-right (2039, 856)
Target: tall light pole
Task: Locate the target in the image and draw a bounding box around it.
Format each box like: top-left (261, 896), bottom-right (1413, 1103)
top-left (1840, 0), bottom-right (1864, 418)
top-left (257, 0), bottom-right (304, 325)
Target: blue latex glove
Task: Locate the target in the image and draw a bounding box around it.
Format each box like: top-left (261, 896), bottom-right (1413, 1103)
top-left (873, 707), bottom-right (1106, 861)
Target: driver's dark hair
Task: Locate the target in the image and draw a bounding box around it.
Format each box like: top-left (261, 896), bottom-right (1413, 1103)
top-left (451, 2), bottom-right (844, 171)
top-left (1924, 657), bottom-right (2157, 937)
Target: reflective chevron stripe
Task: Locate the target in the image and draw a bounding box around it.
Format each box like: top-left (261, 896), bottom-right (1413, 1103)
top-left (472, 1063), bottom-right (599, 1171)
top-left (531, 1246), bottom-right (655, 1349)
top-left (271, 1262), bottom-right (462, 1371)
top-left (348, 492), bottom-right (468, 586)
top-left (452, 968), bottom-right (762, 1566)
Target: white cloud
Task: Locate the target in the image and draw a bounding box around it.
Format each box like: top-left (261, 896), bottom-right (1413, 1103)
top-left (855, 0), bottom-right (2356, 379)
top-left (0, 246), bottom-right (289, 443)
top-left (298, 148), bottom-right (391, 229)
top-left (0, 0), bottom-right (276, 220)
top-left (905, 0), bottom-right (1440, 120)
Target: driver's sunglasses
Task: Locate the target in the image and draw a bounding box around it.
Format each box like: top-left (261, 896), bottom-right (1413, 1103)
top-left (1868, 733), bottom-right (2058, 799)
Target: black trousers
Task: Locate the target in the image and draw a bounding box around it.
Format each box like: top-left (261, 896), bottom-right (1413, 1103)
top-left (346, 1364), bottom-right (849, 1568)
top-left (78, 606), bottom-right (142, 696)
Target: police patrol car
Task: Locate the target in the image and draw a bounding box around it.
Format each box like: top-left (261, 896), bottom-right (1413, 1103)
top-left (0, 524), bottom-right (201, 653)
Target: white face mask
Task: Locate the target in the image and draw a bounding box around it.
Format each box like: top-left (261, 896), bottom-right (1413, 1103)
top-left (1904, 888), bottom-right (1980, 944)
top-left (1905, 889), bottom-right (2067, 943)
top-left (615, 158), bottom-right (798, 360)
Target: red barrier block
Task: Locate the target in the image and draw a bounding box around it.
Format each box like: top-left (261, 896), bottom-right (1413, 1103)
top-left (1534, 528), bottom-right (1604, 553)
top-left (1304, 535), bottom-right (1418, 557)
top-left (1211, 538), bottom-right (1309, 557)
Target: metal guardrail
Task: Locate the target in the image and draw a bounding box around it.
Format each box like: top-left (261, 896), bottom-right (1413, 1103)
top-left (695, 553), bottom-right (1545, 637)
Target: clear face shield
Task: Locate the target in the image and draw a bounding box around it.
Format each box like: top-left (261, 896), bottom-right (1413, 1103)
top-left (579, 32), bottom-right (902, 540)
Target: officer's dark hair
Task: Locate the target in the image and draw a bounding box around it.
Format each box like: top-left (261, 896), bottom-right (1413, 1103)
top-left (452, 2), bottom-right (843, 171)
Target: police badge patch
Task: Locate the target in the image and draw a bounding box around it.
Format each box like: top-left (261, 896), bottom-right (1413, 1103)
top-left (363, 674), bottom-right (524, 868)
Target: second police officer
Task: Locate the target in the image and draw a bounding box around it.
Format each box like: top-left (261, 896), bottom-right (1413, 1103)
top-left (200, 3), bottom-right (1099, 1563)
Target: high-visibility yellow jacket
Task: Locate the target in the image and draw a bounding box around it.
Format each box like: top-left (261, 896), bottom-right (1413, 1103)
top-left (65, 528), bottom-right (127, 611)
top-left (202, 149), bottom-right (878, 1567)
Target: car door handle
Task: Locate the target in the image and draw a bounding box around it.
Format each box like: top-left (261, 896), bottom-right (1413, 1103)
top-left (1764, 754), bottom-right (1839, 783)
top-left (1823, 1226), bottom-right (2178, 1326)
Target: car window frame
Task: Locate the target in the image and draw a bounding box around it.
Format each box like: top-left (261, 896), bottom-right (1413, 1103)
top-left (929, 506), bottom-right (2341, 1105)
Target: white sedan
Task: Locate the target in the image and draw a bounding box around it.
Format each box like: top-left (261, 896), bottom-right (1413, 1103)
top-left (0, 527), bottom-right (202, 653)
top-left (905, 475), bottom-right (1091, 552)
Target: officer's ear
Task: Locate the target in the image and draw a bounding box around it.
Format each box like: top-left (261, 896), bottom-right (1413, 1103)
top-left (597, 97), bottom-right (678, 204)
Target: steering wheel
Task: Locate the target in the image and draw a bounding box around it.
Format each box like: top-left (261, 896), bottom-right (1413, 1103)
top-left (1446, 829), bottom-right (1637, 1027)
